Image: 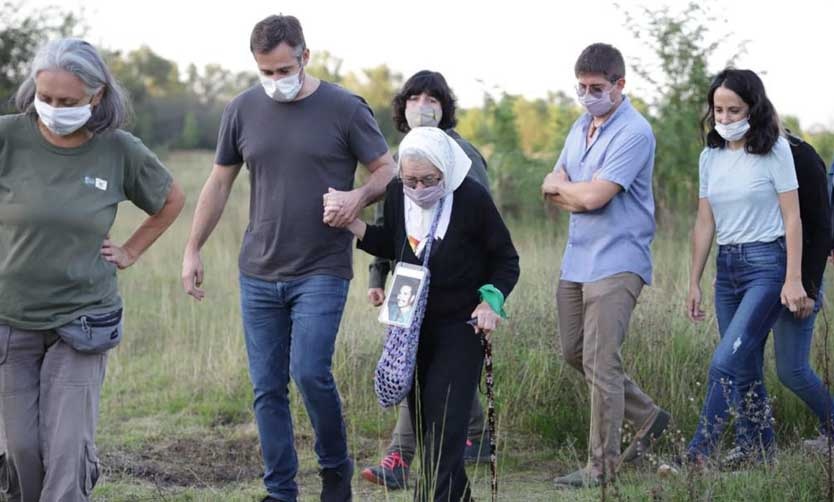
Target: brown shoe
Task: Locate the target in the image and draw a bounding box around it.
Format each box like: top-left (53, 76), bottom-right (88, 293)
top-left (621, 408), bottom-right (670, 463)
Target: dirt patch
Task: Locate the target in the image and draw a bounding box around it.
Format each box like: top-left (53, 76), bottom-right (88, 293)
top-left (101, 435), bottom-right (264, 487)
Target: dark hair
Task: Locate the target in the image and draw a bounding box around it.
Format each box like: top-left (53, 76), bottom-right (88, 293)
top-left (701, 68), bottom-right (780, 155)
top-left (574, 43), bottom-right (625, 81)
top-left (250, 15), bottom-right (306, 55)
top-left (392, 70), bottom-right (457, 133)
top-left (391, 276), bottom-right (420, 301)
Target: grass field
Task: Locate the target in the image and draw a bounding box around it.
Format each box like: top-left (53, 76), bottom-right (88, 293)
top-left (82, 150), bottom-right (834, 501)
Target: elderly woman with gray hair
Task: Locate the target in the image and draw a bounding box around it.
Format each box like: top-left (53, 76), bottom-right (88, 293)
top-left (327, 127), bottom-right (519, 501)
top-left (0, 38), bottom-right (184, 501)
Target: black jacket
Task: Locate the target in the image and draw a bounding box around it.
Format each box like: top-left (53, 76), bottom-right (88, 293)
top-left (787, 133), bottom-right (831, 299)
top-left (359, 178), bottom-right (519, 321)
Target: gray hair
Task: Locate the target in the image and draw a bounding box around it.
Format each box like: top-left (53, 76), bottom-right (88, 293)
top-left (399, 149), bottom-right (434, 167)
top-left (14, 38), bottom-right (130, 133)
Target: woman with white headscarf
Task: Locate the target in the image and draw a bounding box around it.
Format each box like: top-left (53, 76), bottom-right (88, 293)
top-left (329, 127), bottom-right (519, 501)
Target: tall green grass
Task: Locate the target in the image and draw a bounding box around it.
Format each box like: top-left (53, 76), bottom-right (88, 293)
top-left (95, 150), bottom-right (834, 500)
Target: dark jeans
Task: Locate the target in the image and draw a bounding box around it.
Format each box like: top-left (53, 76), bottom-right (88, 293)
top-left (688, 239), bottom-right (786, 458)
top-left (239, 273), bottom-right (350, 502)
top-left (770, 295), bottom-right (834, 436)
top-left (409, 319), bottom-right (484, 502)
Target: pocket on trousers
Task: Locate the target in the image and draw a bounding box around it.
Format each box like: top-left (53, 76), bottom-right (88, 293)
top-left (55, 309), bottom-right (123, 354)
top-left (0, 326), bottom-right (10, 365)
top-left (81, 442), bottom-right (100, 496)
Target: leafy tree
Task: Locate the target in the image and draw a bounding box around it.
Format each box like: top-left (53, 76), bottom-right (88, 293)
top-left (0, 2), bottom-right (83, 111)
top-left (341, 65), bottom-right (402, 144)
top-left (622, 1), bottom-right (745, 217)
top-left (306, 50), bottom-right (344, 85)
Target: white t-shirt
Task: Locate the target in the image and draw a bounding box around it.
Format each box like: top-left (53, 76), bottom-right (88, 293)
top-left (699, 136), bottom-right (798, 245)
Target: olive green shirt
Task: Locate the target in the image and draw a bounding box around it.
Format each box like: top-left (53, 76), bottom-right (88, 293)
top-left (0, 114), bottom-right (173, 330)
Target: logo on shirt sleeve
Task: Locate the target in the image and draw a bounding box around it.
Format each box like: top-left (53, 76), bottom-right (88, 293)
top-left (84, 176), bottom-right (109, 191)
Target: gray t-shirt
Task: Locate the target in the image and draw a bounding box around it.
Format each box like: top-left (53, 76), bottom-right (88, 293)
top-left (0, 114), bottom-right (172, 329)
top-left (216, 81), bottom-right (390, 281)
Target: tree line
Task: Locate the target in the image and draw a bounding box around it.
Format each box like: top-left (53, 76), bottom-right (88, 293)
top-left (2, 2), bottom-right (833, 219)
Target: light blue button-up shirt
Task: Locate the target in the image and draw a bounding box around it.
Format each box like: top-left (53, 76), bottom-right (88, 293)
top-left (556, 95), bottom-right (656, 285)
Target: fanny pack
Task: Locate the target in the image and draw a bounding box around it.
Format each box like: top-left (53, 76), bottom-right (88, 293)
top-left (55, 309), bottom-right (124, 354)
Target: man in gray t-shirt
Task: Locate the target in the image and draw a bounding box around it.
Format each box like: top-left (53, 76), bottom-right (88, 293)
top-left (181, 15), bottom-right (394, 502)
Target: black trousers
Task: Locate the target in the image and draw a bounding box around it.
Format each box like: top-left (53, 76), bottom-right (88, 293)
top-left (408, 318), bottom-right (484, 502)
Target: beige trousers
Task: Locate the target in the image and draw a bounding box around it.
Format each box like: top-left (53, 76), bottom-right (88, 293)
top-left (557, 272), bottom-right (658, 477)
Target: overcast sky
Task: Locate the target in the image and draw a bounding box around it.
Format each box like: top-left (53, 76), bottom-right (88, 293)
top-left (21, 0), bottom-right (834, 129)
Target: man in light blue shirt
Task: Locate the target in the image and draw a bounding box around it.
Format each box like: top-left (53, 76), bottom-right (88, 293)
top-left (543, 43), bottom-right (669, 488)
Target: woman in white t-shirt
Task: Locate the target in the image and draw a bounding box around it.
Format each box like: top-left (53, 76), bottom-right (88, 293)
top-left (685, 68), bottom-right (807, 465)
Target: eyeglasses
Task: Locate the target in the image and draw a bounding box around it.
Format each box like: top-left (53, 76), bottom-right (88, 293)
top-left (575, 79), bottom-right (619, 99)
top-left (401, 174), bottom-right (443, 188)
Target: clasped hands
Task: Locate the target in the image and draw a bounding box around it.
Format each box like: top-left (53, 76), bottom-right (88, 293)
top-left (322, 187), bottom-right (363, 228)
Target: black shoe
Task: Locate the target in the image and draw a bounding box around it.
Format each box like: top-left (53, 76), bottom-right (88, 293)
top-left (464, 431), bottom-right (492, 464)
top-left (320, 459), bottom-right (353, 502)
top-left (261, 497), bottom-right (287, 502)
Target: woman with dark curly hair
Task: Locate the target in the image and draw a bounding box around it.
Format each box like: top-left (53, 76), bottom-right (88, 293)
top-left (686, 68), bottom-right (807, 465)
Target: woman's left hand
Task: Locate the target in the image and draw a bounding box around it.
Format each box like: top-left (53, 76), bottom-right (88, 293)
top-left (781, 279), bottom-right (808, 317)
top-left (470, 301), bottom-right (501, 335)
top-left (101, 238), bottom-right (137, 270)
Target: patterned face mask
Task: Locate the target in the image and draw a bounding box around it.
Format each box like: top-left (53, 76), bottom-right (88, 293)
top-left (405, 104), bottom-right (442, 129)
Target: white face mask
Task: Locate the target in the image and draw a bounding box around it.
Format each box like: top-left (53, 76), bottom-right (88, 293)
top-left (714, 117), bottom-right (750, 142)
top-left (33, 97), bottom-right (92, 136)
top-left (405, 104), bottom-right (442, 129)
top-left (260, 68), bottom-right (304, 102)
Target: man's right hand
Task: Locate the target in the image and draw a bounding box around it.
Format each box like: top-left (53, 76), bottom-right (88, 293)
top-left (182, 248), bottom-right (206, 301)
top-left (368, 288), bottom-right (385, 307)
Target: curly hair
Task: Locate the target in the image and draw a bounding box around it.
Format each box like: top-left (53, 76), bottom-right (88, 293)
top-left (392, 70), bottom-right (457, 133)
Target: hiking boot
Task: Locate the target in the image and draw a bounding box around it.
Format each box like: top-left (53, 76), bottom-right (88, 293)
top-left (553, 468), bottom-right (601, 489)
top-left (621, 408), bottom-right (671, 463)
top-left (360, 451), bottom-right (408, 490)
top-left (804, 433), bottom-right (834, 454)
top-left (464, 430), bottom-right (492, 464)
top-left (320, 459), bottom-right (353, 502)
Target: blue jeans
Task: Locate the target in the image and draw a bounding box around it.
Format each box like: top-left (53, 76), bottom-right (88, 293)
top-left (239, 273), bottom-right (350, 502)
top-left (688, 239), bottom-right (786, 458)
top-left (771, 294), bottom-right (834, 436)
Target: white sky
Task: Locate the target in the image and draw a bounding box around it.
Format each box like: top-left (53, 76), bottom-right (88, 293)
top-left (20, 0), bottom-right (834, 129)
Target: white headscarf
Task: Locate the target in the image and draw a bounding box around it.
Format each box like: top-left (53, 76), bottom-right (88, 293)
top-left (398, 127), bottom-right (472, 257)
top-left (398, 127), bottom-right (471, 196)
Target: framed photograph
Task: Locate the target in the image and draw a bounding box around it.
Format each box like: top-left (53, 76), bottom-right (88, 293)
top-left (379, 263), bottom-right (427, 328)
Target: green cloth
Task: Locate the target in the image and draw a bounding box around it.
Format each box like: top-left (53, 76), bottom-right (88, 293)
top-left (0, 114), bottom-right (173, 330)
top-left (478, 284), bottom-right (507, 319)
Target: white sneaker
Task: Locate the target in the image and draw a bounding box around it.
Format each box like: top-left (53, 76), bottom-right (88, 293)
top-left (804, 434), bottom-right (834, 454)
